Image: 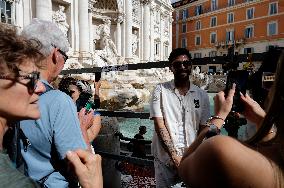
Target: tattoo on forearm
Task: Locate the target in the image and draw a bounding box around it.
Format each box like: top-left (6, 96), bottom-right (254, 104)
top-left (158, 128), bottom-right (176, 156)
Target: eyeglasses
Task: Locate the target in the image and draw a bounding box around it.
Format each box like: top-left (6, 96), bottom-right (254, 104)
top-left (69, 90), bottom-right (75, 94)
top-left (172, 60), bottom-right (192, 70)
top-left (58, 48), bottom-right (68, 62)
top-left (0, 71), bottom-right (40, 94)
top-left (51, 44), bottom-right (68, 62)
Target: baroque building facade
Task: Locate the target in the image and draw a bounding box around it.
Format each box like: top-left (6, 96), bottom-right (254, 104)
top-left (172, 0), bottom-right (284, 72)
top-left (0, 0), bottom-right (173, 68)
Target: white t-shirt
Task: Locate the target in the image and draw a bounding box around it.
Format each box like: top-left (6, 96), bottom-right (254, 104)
top-left (150, 80), bottom-right (210, 164)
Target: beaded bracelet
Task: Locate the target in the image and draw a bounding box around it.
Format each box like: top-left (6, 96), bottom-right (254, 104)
top-left (209, 115), bottom-right (225, 121)
top-left (205, 116), bottom-right (225, 127)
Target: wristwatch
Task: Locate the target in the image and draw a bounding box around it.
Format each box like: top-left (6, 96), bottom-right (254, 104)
top-left (205, 124), bottom-right (221, 139)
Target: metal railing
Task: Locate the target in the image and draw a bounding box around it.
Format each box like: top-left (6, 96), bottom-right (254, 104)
top-left (61, 53), bottom-right (265, 75)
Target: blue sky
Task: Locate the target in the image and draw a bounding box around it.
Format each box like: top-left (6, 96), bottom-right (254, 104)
top-left (171, 0), bottom-right (180, 3)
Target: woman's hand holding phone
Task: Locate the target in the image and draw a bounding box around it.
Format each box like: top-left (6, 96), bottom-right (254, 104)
top-left (78, 108), bottom-right (94, 130)
top-left (214, 83), bottom-right (236, 121)
top-left (240, 93), bottom-right (266, 128)
top-left (225, 70), bottom-right (249, 112)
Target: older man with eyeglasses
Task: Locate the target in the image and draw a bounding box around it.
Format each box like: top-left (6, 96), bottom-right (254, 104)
top-left (19, 19), bottom-right (94, 188)
top-left (150, 48), bottom-right (211, 187)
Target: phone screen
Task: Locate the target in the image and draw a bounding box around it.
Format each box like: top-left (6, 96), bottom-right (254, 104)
top-left (225, 70), bottom-right (249, 112)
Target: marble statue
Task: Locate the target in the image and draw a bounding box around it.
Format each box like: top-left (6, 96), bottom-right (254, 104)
top-left (99, 19), bottom-right (118, 58)
top-left (132, 30), bottom-right (138, 56)
top-left (93, 19), bottom-right (120, 66)
top-left (164, 16), bottom-right (169, 36)
top-left (192, 66), bottom-right (201, 75)
top-left (52, 5), bottom-right (69, 37)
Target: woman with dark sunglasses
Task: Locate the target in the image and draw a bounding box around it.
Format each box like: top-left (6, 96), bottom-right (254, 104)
top-left (58, 77), bottom-right (102, 145)
top-left (0, 24), bottom-right (102, 188)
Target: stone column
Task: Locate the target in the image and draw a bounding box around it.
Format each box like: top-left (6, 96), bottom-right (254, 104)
top-left (15, 0), bottom-right (24, 28)
top-left (88, 1), bottom-right (95, 54)
top-left (78, 0), bottom-right (89, 53)
top-left (121, 18), bottom-right (125, 57)
top-left (124, 0), bottom-right (132, 58)
top-left (36, 0), bottom-right (52, 21)
top-left (115, 14), bottom-right (123, 56)
top-left (160, 12), bottom-right (165, 60)
top-left (88, 13), bottom-right (93, 54)
top-left (169, 17), bottom-right (173, 56)
top-left (71, 0), bottom-right (79, 52)
top-left (23, 0), bottom-right (31, 26)
top-left (150, 5), bottom-right (155, 61)
top-left (142, 0), bottom-right (151, 62)
top-left (116, 23), bottom-right (121, 56)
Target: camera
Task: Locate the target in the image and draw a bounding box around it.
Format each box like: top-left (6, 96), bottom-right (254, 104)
top-left (225, 70), bottom-right (249, 112)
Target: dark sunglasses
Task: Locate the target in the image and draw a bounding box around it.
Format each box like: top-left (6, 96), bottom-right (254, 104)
top-left (172, 60), bottom-right (192, 69)
top-left (69, 90), bottom-right (76, 94)
top-left (0, 71), bottom-right (40, 93)
top-left (51, 44), bottom-right (68, 62)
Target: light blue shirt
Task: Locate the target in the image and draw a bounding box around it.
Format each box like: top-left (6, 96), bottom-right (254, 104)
top-left (20, 80), bottom-right (87, 188)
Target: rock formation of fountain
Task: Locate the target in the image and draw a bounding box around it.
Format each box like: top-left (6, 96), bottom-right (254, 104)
top-left (191, 66), bottom-right (226, 93)
top-left (62, 63), bottom-right (227, 111)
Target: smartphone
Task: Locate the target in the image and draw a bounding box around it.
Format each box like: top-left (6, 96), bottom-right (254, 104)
top-left (85, 100), bottom-right (95, 114)
top-left (76, 92), bottom-right (93, 112)
top-left (95, 72), bottom-right (101, 82)
top-left (225, 70), bottom-right (249, 112)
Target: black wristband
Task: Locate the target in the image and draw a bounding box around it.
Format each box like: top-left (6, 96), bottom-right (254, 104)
top-left (205, 124), bottom-right (221, 139)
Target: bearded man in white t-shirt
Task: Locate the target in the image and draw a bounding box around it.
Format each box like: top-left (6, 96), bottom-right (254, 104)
top-left (150, 48), bottom-right (210, 187)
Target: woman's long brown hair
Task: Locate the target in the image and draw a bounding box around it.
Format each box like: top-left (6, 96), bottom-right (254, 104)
top-left (247, 50), bottom-right (284, 145)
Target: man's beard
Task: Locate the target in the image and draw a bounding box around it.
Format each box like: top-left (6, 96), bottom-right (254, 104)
top-left (174, 70), bottom-right (190, 81)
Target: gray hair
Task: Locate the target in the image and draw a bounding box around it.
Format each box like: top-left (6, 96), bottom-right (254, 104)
top-left (21, 18), bottom-right (69, 56)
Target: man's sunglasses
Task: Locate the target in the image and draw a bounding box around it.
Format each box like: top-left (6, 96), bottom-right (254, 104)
top-left (172, 60), bottom-right (192, 69)
top-left (69, 90), bottom-right (76, 94)
top-left (51, 44), bottom-right (68, 62)
top-left (0, 71), bottom-right (40, 94)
